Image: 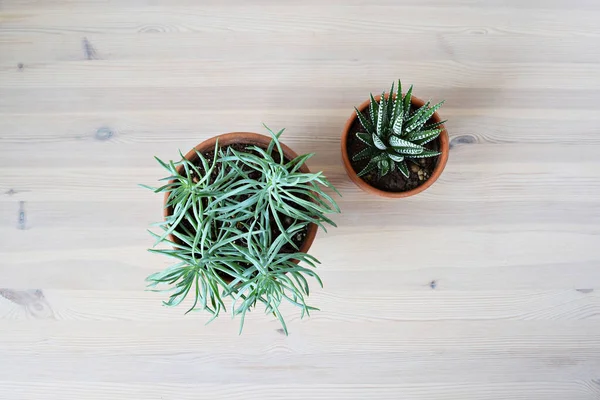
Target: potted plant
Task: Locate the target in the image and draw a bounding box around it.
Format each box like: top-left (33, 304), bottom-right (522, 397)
top-left (341, 80), bottom-right (449, 197)
top-left (143, 126), bottom-right (341, 334)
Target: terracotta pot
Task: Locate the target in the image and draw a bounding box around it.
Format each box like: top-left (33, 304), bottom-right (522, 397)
top-left (341, 95), bottom-right (449, 198)
top-left (163, 132), bottom-right (318, 257)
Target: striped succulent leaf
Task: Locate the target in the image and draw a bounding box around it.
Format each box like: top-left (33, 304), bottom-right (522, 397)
top-left (353, 147), bottom-right (378, 161)
top-left (405, 101), bottom-right (445, 133)
top-left (352, 80), bottom-right (445, 179)
top-left (406, 129), bottom-right (442, 145)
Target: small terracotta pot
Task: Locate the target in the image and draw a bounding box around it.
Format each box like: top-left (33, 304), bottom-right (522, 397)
top-left (163, 132), bottom-right (318, 257)
top-left (341, 95), bottom-right (449, 198)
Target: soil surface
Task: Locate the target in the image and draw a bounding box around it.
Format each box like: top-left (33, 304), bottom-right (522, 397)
top-left (346, 109), bottom-right (440, 193)
top-left (174, 143), bottom-right (308, 257)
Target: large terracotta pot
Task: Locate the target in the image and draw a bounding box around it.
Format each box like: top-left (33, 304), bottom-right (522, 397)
top-left (341, 95), bottom-right (449, 198)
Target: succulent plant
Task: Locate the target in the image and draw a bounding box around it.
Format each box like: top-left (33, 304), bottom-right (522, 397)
top-left (142, 126), bottom-right (340, 335)
top-left (353, 80), bottom-right (446, 178)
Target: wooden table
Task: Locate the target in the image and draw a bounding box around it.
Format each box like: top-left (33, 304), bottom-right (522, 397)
top-left (1, 1), bottom-right (600, 399)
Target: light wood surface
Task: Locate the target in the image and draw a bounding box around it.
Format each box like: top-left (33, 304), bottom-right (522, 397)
top-left (1, 1), bottom-right (600, 399)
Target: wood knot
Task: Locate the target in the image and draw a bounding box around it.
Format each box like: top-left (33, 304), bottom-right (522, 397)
top-left (18, 201), bottom-right (26, 230)
top-left (82, 37), bottom-right (99, 60)
top-left (0, 289), bottom-right (54, 319)
top-left (449, 135), bottom-right (477, 149)
top-left (469, 28), bottom-right (488, 35)
top-left (95, 127), bottom-right (114, 141)
top-left (138, 25), bottom-right (171, 33)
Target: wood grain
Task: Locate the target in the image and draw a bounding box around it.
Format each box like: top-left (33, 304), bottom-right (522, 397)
top-left (1, 1), bottom-right (600, 399)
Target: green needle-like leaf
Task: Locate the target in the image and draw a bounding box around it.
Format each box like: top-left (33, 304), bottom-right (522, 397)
top-left (142, 127), bottom-right (341, 335)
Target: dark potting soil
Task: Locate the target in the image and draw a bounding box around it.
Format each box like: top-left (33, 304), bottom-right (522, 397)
top-left (176, 143), bottom-right (308, 258)
top-left (346, 110), bottom-right (440, 193)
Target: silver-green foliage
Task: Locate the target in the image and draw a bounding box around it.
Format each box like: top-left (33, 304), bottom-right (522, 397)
top-left (353, 80), bottom-right (446, 178)
top-left (143, 126), bottom-right (340, 334)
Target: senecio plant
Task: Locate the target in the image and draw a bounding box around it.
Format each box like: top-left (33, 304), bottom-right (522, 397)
top-left (144, 126), bottom-right (340, 334)
top-left (353, 80), bottom-right (446, 178)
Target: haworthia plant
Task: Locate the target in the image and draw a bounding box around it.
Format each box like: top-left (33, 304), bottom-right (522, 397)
top-left (142, 125), bottom-right (340, 335)
top-left (353, 80), bottom-right (446, 178)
